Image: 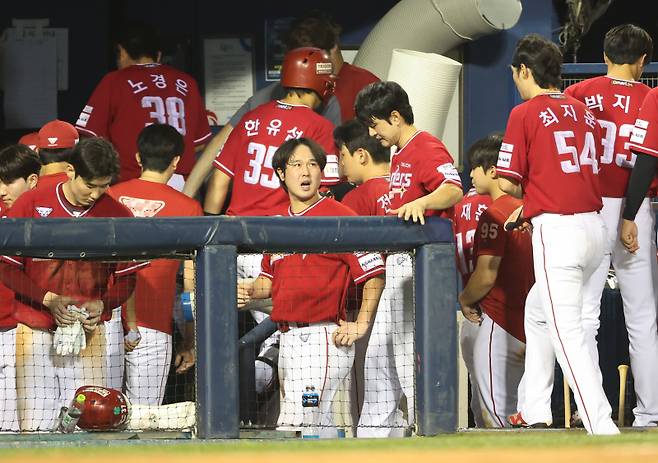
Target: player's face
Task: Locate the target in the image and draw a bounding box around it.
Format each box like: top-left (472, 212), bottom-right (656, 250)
top-left (470, 166), bottom-right (491, 195)
top-left (68, 175), bottom-right (112, 207)
top-left (280, 145), bottom-right (322, 205)
top-left (339, 145), bottom-right (363, 184)
top-left (0, 177), bottom-right (33, 208)
top-left (367, 117), bottom-right (398, 148)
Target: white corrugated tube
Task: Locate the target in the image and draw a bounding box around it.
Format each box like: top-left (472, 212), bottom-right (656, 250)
top-left (354, 0), bottom-right (522, 79)
top-left (387, 49), bottom-right (462, 140)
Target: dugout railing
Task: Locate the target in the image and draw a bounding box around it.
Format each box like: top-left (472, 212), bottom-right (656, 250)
top-left (0, 215), bottom-right (457, 438)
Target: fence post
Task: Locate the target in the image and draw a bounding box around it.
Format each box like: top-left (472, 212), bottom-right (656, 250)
top-left (196, 244), bottom-right (239, 438)
top-left (415, 243), bottom-right (458, 435)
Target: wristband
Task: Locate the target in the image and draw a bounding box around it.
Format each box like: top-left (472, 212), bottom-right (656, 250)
top-left (181, 291), bottom-right (195, 321)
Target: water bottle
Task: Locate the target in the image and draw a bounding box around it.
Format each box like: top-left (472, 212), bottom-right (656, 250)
top-left (301, 385), bottom-right (319, 439)
top-left (58, 393), bottom-right (86, 433)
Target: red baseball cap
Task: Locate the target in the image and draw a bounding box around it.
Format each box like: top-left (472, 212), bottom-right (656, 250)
top-left (18, 132), bottom-right (40, 150)
top-left (38, 119), bottom-right (79, 149)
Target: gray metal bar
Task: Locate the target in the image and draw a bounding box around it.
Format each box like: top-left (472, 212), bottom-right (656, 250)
top-left (415, 243), bottom-right (458, 435)
top-left (196, 245), bottom-right (239, 439)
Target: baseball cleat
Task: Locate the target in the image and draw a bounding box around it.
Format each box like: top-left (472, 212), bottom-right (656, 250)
top-left (507, 412), bottom-right (550, 428)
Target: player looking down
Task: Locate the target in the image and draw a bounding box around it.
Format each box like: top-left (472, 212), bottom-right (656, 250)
top-left (237, 137), bottom-right (385, 436)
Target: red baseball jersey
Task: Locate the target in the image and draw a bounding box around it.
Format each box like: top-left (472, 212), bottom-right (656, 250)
top-left (341, 175), bottom-right (391, 216)
top-left (474, 194), bottom-right (534, 342)
top-left (260, 196), bottom-right (385, 323)
top-left (565, 76), bottom-right (651, 197)
top-left (334, 63), bottom-right (380, 123)
top-left (214, 100), bottom-right (339, 216)
top-left (0, 202), bottom-right (16, 329)
top-left (496, 93), bottom-right (603, 218)
top-left (629, 87), bottom-right (658, 159)
top-left (389, 131), bottom-right (461, 218)
top-left (451, 188), bottom-right (492, 286)
top-left (1, 182), bottom-right (147, 330)
top-left (109, 179), bottom-right (202, 335)
top-left (75, 63), bottom-right (212, 181)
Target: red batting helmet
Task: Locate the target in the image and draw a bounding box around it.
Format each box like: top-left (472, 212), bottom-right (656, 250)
top-left (280, 47), bottom-right (336, 103)
top-left (75, 385), bottom-right (131, 431)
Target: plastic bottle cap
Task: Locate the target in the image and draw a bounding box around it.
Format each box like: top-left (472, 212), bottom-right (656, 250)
top-left (76, 394), bottom-right (86, 403)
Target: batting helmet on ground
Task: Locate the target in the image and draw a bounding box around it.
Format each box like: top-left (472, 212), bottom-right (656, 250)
top-left (280, 47), bottom-right (336, 103)
top-left (75, 385), bottom-right (131, 431)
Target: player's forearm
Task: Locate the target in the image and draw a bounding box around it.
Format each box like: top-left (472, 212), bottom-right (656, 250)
top-left (459, 267), bottom-right (497, 307)
top-left (250, 276), bottom-right (273, 300)
top-left (355, 276), bottom-right (385, 327)
top-left (183, 260), bottom-right (195, 292)
top-left (183, 125), bottom-right (232, 198)
top-left (498, 177), bottom-right (522, 198)
top-left (101, 274), bottom-right (136, 312)
top-left (623, 152), bottom-right (657, 221)
top-left (123, 291), bottom-right (138, 331)
top-left (417, 183), bottom-right (463, 211)
top-left (0, 264), bottom-right (48, 305)
top-left (203, 170), bottom-right (230, 214)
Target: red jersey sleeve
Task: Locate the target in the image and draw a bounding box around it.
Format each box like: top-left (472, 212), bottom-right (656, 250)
top-left (260, 254), bottom-right (274, 279)
top-left (347, 252), bottom-right (385, 284)
top-left (75, 74), bottom-right (113, 137)
top-left (497, 105), bottom-right (529, 181)
top-left (309, 121), bottom-right (340, 186)
top-left (475, 209), bottom-right (506, 258)
top-left (341, 188), bottom-right (368, 216)
top-left (213, 124), bottom-right (244, 178)
top-left (630, 89), bottom-right (658, 158)
top-left (418, 146), bottom-right (461, 191)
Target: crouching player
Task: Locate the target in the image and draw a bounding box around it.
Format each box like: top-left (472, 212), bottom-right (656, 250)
top-left (237, 137), bottom-right (385, 436)
top-left (458, 134), bottom-right (534, 427)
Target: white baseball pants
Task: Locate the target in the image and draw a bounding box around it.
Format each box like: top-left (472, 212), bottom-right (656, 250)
top-left (124, 327), bottom-right (172, 405)
top-left (0, 327), bottom-right (19, 431)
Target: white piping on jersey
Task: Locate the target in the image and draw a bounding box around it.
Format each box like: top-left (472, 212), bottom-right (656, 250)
top-left (274, 100), bottom-right (311, 109)
top-left (55, 182), bottom-right (95, 218)
top-left (496, 167), bottom-right (523, 180)
top-left (0, 255), bottom-right (23, 268)
top-left (604, 75), bottom-right (637, 84)
top-left (75, 126), bottom-right (98, 137)
top-left (628, 142), bottom-right (658, 156)
top-left (194, 132), bottom-right (212, 144)
top-left (115, 261), bottom-right (150, 276)
top-left (213, 159), bottom-right (235, 177)
top-left (288, 196), bottom-right (327, 216)
top-left (391, 130), bottom-right (423, 159)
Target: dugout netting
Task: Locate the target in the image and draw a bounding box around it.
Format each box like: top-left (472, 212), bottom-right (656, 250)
top-left (236, 251), bottom-right (415, 438)
top-left (0, 215), bottom-right (457, 439)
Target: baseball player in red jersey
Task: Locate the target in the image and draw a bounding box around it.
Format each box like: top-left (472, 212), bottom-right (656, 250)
top-left (75, 22), bottom-right (211, 184)
top-left (355, 81), bottom-right (463, 432)
top-left (109, 124), bottom-right (202, 405)
top-left (459, 134), bottom-right (534, 428)
top-left (237, 138), bottom-right (385, 435)
top-left (0, 145), bottom-right (41, 431)
top-left (34, 120), bottom-right (77, 189)
top-left (332, 119), bottom-right (396, 437)
top-left (496, 34), bottom-right (618, 435)
top-left (564, 25), bottom-right (658, 427)
top-left (452, 137), bottom-right (497, 429)
top-left (0, 138), bottom-right (146, 430)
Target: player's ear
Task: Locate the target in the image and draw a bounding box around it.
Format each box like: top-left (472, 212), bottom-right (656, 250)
top-left (170, 155), bottom-right (181, 170)
top-left (356, 148), bottom-right (367, 165)
top-left (275, 168), bottom-right (285, 184)
top-left (135, 153), bottom-right (142, 168)
top-left (156, 51), bottom-right (163, 64)
top-left (27, 173), bottom-right (39, 190)
top-left (489, 165), bottom-right (498, 178)
top-left (65, 163), bottom-right (75, 180)
top-left (389, 110), bottom-right (401, 126)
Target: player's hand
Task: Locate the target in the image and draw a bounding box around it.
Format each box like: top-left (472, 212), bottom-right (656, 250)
top-left (174, 346), bottom-right (195, 374)
top-left (124, 328), bottom-right (141, 353)
top-left (80, 299), bottom-right (104, 333)
top-left (331, 319), bottom-right (368, 347)
top-left (620, 219), bottom-right (639, 254)
top-left (458, 293), bottom-right (482, 324)
top-left (504, 205), bottom-right (531, 233)
top-left (43, 292), bottom-right (79, 326)
top-left (237, 280), bottom-right (254, 309)
top-left (390, 198), bottom-right (427, 225)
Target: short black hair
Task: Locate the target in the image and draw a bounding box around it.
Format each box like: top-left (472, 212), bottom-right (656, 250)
top-left (272, 138), bottom-right (327, 191)
top-left (333, 119), bottom-right (390, 164)
top-left (0, 144), bottom-right (41, 184)
top-left (468, 133), bottom-right (504, 172)
top-left (115, 21), bottom-right (160, 61)
top-left (137, 124), bottom-right (184, 173)
top-left (69, 138), bottom-right (120, 182)
top-left (38, 147), bottom-right (74, 165)
top-left (604, 24), bottom-right (653, 65)
top-left (511, 34), bottom-right (562, 90)
top-left (355, 81), bottom-right (414, 126)
top-left (284, 10), bottom-right (341, 52)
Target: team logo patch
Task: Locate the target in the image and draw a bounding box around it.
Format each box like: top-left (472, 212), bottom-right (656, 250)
top-left (35, 207), bottom-right (53, 217)
top-left (437, 163), bottom-right (460, 181)
top-left (357, 253), bottom-right (384, 272)
top-left (118, 196), bottom-right (166, 218)
top-left (315, 62), bottom-right (333, 75)
top-left (630, 127), bottom-right (647, 144)
top-left (47, 137), bottom-right (58, 146)
top-left (83, 105), bottom-right (94, 114)
top-left (635, 118), bottom-right (649, 129)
